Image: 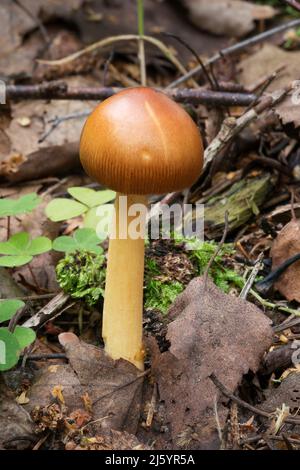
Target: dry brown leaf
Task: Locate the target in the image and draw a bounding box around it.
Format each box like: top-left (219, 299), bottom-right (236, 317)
top-left (238, 44), bottom-right (300, 91)
top-left (182, 0), bottom-right (276, 37)
top-left (271, 218), bottom-right (300, 302)
top-left (262, 372), bottom-right (300, 413)
top-left (25, 333), bottom-right (144, 436)
top-left (0, 377), bottom-right (34, 450)
top-left (153, 276), bottom-right (273, 450)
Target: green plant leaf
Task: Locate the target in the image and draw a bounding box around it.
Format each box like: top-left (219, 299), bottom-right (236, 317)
top-left (0, 255), bottom-right (32, 267)
top-left (68, 187), bottom-right (116, 208)
top-left (13, 326), bottom-right (36, 349)
top-left (0, 193), bottom-right (41, 218)
top-left (0, 232), bottom-right (30, 255)
top-left (45, 198), bottom-right (87, 222)
top-left (0, 233), bottom-right (51, 267)
top-left (74, 228), bottom-right (101, 246)
top-left (28, 236), bottom-right (52, 255)
top-left (83, 205), bottom-right (113, 239)
top-left (0, 300), bottom-right (25, 323)
top-left (53, 228), bottom-right (103, 254)
top-left (0, 328), bottom-right (20, 371)
top-left (52, 236), bottom-right (77, 253)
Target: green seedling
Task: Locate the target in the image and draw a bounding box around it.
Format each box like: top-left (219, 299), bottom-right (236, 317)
top-left (0, 232), bottom-right (52, 267)
top-left (46, 187), bottom-right (115, 231)
top-left (53, 228), bottom-right (104, 254)
top-left (0, 299), bottom-right (36, 371)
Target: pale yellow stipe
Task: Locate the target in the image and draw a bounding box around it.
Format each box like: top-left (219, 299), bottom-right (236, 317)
top-left (102, 193), bottom-right (147, 371)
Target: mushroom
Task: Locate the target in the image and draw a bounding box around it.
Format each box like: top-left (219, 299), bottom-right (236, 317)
top-left (80, 87), bottom-right (203, 370)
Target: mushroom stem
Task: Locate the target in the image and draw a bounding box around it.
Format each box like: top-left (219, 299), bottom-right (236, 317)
top-left (102, 193), bottom-right (147, 370)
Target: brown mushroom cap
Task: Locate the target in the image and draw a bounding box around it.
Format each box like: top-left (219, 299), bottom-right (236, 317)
top-left (80, 87), bottom-right (203, 194)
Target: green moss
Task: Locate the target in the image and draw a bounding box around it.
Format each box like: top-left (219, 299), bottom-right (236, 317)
top-left (56, 250), bottom-right (105, 306)
top-left (145, 279), bottom-right (184, 314)
top-left (55, 237), bottom-right (245, 313)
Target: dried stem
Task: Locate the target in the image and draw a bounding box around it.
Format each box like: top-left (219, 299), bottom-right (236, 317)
top-left (137, 0), bottom-right (147, 86)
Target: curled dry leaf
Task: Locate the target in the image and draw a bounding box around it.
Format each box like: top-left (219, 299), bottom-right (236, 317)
top-left (182, 0), bottom-right (276, 37)
top-left (152, 277), bottom-right (273, 450)
top-left (271, 218), bottom-right (300, 302)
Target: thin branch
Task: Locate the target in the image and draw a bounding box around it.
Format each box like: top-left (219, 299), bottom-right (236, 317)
top-left (168, 19), bottom-right (300, 89)
top-left (5, 83), bottom-right (257, 106)
top-left (282, 0), bottom-right (300, 11)
top-left (209, 373), bottom-right (300, 425)
top-left (162, 32), bottom-right (214, 89)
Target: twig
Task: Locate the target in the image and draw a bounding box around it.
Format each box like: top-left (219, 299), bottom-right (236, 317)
top-left (5, 83), bottom-right (257, 106)
top-left (168, 19), bottom-right (300, 88)
top-left (21, 353), bottom-right (67, 361)
top-left (250, 289), bottom-right (300, 317)
top-left (255, 252), bottom-right (300, 294)
top-left (162, 32), bottom-right (213, 89)
top-left (22, 291), bottom-right (70, 328)
top-left (203, 85), bottom-right (291, 170)
top-left (204, 210), bottom-right (229, 290)
top-left (209, 373), bottom-right (300, 425)
top-left (239, 253), bottom-right (264, 300)
top-left (38, 111), bottom-right (90, 143)
top-left (93, 369), bottom-right (150, 406)
top-left (283, 0), bottom-right (300, 12)
top-left (137, 0), bottom-right (146, 86)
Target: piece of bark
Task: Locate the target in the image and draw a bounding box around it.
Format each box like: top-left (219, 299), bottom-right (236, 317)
top-left (3, 142), bottom-right (80, 183)
top-left (152, 277), bottom-right (273, 450)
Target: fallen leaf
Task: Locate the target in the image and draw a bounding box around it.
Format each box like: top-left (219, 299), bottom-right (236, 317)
top-left (271, 218), bottom-right (300, 302)
top-left (152, 276), bottom-right (273, 450)
top-left (25, 333), bottom-right (145, 436)
top-left (182, 0), bottom-right (276, 37)
top-left (0, 377), bottom-right (34, 449)
top-left (238, 44), bottom-right (300, 91)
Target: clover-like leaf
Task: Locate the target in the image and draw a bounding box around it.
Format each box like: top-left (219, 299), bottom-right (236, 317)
top-left (0, 300), bottom-right (25, 323)
top-left (45, 198), bottom-right (87, 222)
top-left (0, 232), bottom-right (52, 267)
top-left (52, 236), bottom-right (77, 253)
top-left (27, 236), bottom-right (52, 256)
top-left (0, 255), bottom-right (32, 267)
top-left (53, 228), bottom-right (103, 254)
top-left (83, 205), bottom-right (114, 240)
top-left (68, 187), bottom-right (116, 208)
top-left (0, 328), bottom-right (20, 371)
top-left (13, 326), bottom-right (36, 350)
top-left (0, 193), bottom-right (41, 218)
